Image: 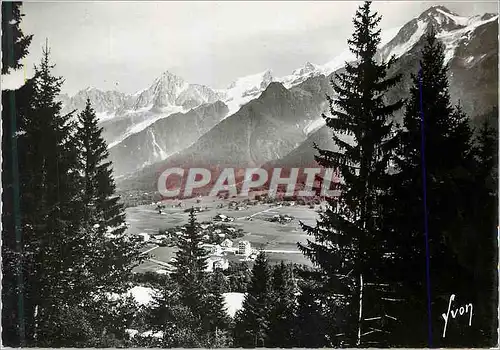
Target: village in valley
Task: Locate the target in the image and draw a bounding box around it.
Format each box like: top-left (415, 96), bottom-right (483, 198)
top-left (126, 193), bottom-right (320, 275)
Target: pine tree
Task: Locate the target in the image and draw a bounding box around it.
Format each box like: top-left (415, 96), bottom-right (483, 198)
top-left (467, 113), bottom-right (498, 346)
top-left (2, 77), bottom-right (35, 346)
top-left (266, 262), bottom-right (297, 347)
top-left (147, 280), bottom-right (202, 348)
top-left (202, 270), bottom-right (231, 346)
top-left (386, 30), bottom-right (476, 346)
top-left (4, 45), bottom-right (89, 346)
top-left (2, 3), bottom-right (33, 344)
top-left (171, 208), bottom-right (209, 320)
top-left (74, 99), bottom-right (141, 295)
top-left (298, 1), bottom-right (403, 346)
top-left (210, 267), bottom-right (229, 294)
top-left (233, 252), bottom-right (271, 347)
top-left (474, 111), bottom-right (498, 196)
top-left (227, 261), bottom-right (252, 292)
top-left (295, 282), bottom-right (329, 347)
top-left (2, 2), bottom-right (32, 74)
top-left (72, 99), bottom-right (142, 344)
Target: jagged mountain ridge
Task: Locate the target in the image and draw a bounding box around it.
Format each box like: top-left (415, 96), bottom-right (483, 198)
top-left (108, 101), bottom-right (229, 177)
top-left (382, 6), bottom-right (498, 122)
top-left (117, 75), bottom-right (334, 190)
top-left (116, 5), bottom-right (498, 192)
top-left (60, 71), bottom-right (227, 147)
top-left (160, 76), bottom-right (333, 168)
top-left (268, 6), bottom-right (499, 170)
top-left (59, 20), bottom-right (399, 158)
top-left (59, 88), bottom-right (135, 121)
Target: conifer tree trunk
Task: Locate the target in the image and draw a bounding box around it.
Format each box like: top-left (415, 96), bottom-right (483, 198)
top-left (357, 273), bottom-right (363, 346)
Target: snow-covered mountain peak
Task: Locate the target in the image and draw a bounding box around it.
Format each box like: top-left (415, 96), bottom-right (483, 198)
top-left (227, 69), bottom-right (274, 90)
top-left (420, 5), bottom-right (459, 18)
top-left (292, 61), bottom-right (318, 76)
top-left (154, 70), bottom-right (186, 86)
top-left (222, 69), bottom-right (275, 115)
top-left (133, 71), bottom-right (188, 110)
top-left (78, 86), bottom-right (109, 97)
top-left (378, 6), bottom-right (498, 64)
top-left (417, 5), bottom-right (470, 31)
top-left (59, 87), bottom-right (134, 118)
top-left (280, 62), bottom-right (323, 88)
top-left (481, 13), bottom-right (498, 21)
top-left (150, 71), bottom-right (188, 96)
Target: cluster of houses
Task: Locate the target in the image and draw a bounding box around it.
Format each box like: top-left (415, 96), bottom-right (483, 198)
top-left (136, 232), bottom-right (171, 246)
top-left (213, 214), bottom-right (235, 222)
top-left (202, 239), bottom-right (257, 272)
top-left (267, 214), bottom-right (294, 224)
top-left (137, 232), bottom-right (257, 274)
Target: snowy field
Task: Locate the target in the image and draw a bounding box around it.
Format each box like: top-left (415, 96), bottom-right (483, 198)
top-left (126, 195), bottom-right (321, 273)
top-left (123, 289), bottom-right (245, 340)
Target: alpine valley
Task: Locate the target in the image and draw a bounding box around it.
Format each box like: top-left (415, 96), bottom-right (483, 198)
top-left (58, 6), bottom-right (498, 193)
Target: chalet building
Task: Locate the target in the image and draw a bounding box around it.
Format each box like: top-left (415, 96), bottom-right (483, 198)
top-left (137, 232), bottom-right (150, 242)
top-left (238, 240), bottom-right (252, 256)
top-left (205, 256), bottom-right (229, 272)
top-left (201, 244), bottom-right (223, 256)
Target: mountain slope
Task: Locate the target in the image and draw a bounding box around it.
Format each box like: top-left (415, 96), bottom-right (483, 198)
top-left (269, 6), bottom-right (498, 171)
top-left (447, 16), bottom-right (498, 117)
top-left (382, 7), bottom-right (498, 122)
top-left (117, 6), bottom-right (498, 193)
top-left (59, 88), bottom-right (135, 122)
top-left (108, 101), bottom-right (229, 176)
top-left (266, 125), bottom-right (335, 168)
top-left (61, 71), bottom-right (225, 147)
top-left (164, 76), bottom-right (332, 167)
top-left (118, 75), bottom-right (334, 190)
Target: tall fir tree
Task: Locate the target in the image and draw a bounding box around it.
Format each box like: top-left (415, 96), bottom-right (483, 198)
top-left (171, 208), bottom-right (209, 325)
top-left (210, 267), bottom-right (229, 294)
top-left (467, 112), bottom-right (498, 345)
top-left (233, 252), bottom-right (271, 347)
top-left (2, 2), bottom-right (32, 74)
top-left (73, 99), bottom-right (142, 343)
top-left (2, 77), bottom-right (35, 346)
top-left (299, 1), bottom-right (403, 346)
top-left (474, 110), bottom-right (498, 197)
top-left (147, 278), bottom-right (203, 348)
top-left (295, 278), bottom-right (329, 348)
top-left (201, 269), bottom-right (232, 347)
top-left (74, 99), bottom-right (141, 294)
top-left (385, 30), bottom-right (477, 346)
top-left (266, 262), bottom-right (297, 347)
top-left (5, 46), bottom-right (89, 346)
top-left (2, 2), bottom-right (33, 344)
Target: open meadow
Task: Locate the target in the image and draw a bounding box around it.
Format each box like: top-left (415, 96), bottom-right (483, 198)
top-left (126, 195), bottom-right (321, 272)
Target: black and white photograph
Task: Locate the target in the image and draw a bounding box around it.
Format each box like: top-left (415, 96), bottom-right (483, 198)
top-left (1, 1), bottom-right (498, 348)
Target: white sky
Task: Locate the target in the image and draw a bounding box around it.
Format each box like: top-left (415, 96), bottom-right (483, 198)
top-left (5, 1), bottom-right (499, 95)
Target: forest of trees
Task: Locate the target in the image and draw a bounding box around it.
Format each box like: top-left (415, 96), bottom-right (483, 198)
top-left (2, 1), bottom-right (497, 348)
